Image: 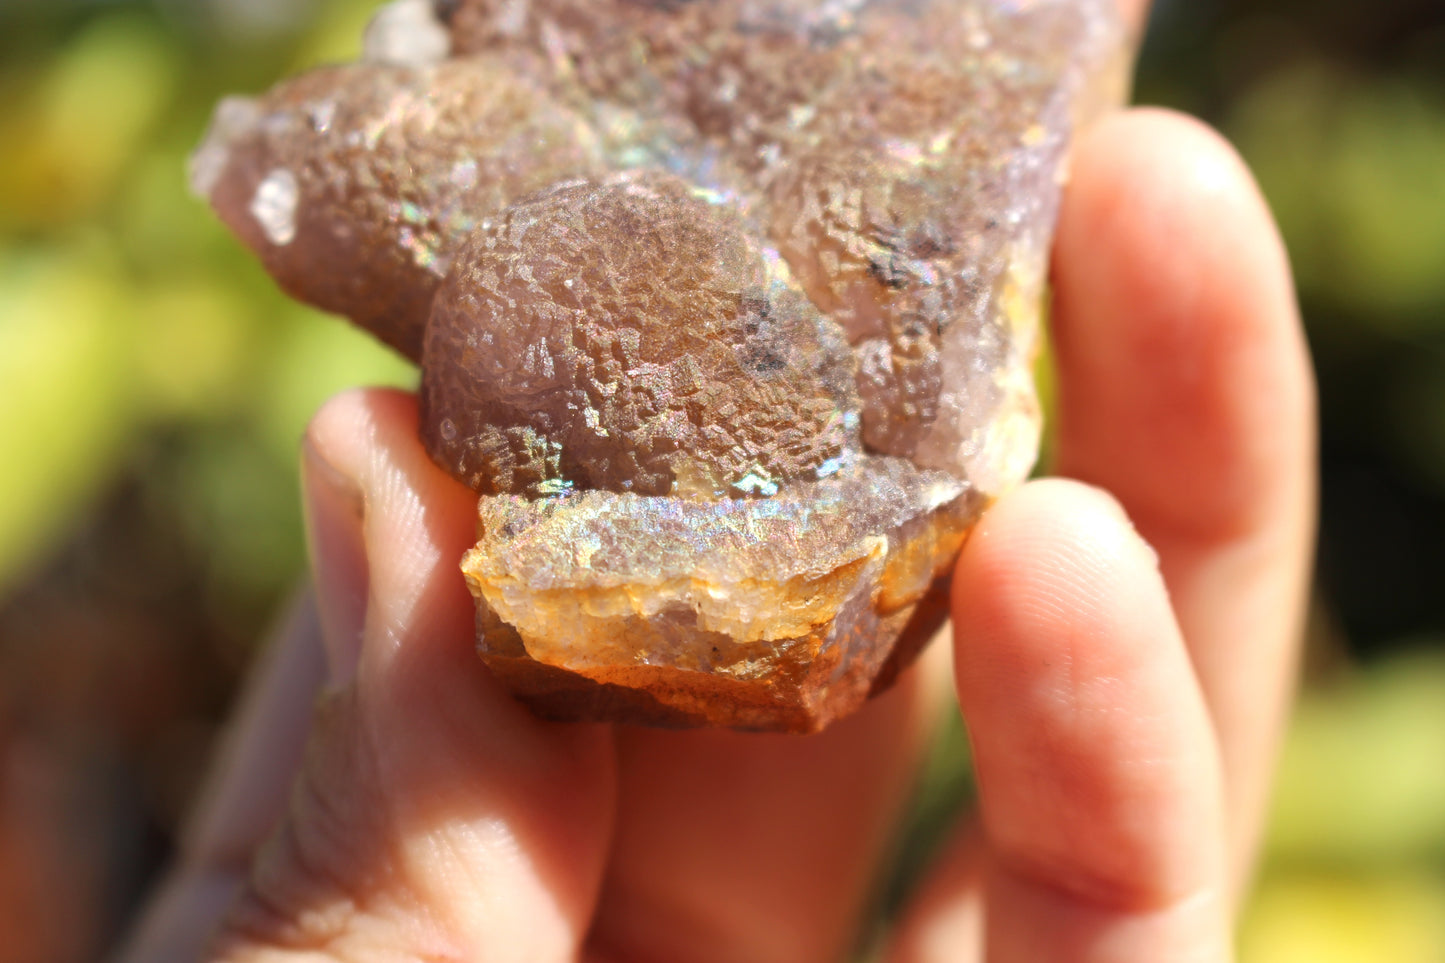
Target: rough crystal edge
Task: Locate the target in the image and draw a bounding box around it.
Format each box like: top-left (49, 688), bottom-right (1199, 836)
top-left (463, 466), bottom-right (985, 731)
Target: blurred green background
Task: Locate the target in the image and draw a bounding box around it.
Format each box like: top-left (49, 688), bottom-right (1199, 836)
top-left (0, 0), bottom-right (1442, 959)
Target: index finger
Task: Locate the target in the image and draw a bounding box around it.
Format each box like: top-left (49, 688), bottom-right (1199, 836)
top-left (1050, 109), bottom-right (1316, 884)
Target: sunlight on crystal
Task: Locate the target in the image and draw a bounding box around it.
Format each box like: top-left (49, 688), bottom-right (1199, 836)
top-left (250, 168), bottom-right (299, 246)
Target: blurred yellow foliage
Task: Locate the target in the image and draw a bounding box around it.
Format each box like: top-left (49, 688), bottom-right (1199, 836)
top-left (0, 248), bottom-right (137, 590)
top-left (0, 16), bottom-right (175, 231)
top-left (1239, 651), bottom-right (1445, 962)
top-left (1242, 873), bottom-right (1445, 963)
top-left (0, 0), bottom-right (416, 599)
top-left (1229, 61), bottom-right (1445, 326)
top-left (1268, 651), bottom-right (1445, 863)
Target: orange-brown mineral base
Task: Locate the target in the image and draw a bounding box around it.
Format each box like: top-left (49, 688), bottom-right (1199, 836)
top-left (196, 0), bottom-right (1128, 732)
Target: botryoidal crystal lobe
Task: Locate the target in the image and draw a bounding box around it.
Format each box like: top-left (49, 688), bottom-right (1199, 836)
top-left (195, 0), bottom-right (1127, 731)
top-left (421, 172), bottom-right (861, 500)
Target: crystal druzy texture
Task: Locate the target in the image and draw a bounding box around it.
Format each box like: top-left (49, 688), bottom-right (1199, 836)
top-left (196, 0), bottom-right (1126, 731)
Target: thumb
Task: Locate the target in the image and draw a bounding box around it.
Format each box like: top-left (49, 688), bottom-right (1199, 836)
top-left (211, 388), bottom-right (616, 963)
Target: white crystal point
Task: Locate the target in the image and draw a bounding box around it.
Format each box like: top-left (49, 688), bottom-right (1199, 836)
top-left (250, 169), bottom-right (300, 246)
top-left (363, 0), bottom-right (451, 67)
top-left (188, 95), bottom-right (260, 200)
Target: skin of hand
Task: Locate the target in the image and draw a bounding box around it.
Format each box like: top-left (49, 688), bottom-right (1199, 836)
top-left (118, 9), bottom-right (1316, 959)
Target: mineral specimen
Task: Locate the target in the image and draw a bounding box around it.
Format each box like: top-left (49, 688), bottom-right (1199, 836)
top-left (195, 0), bottom-right (1127, 731)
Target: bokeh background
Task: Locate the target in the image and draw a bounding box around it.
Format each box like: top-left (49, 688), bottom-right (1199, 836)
top-left (0, 0), bottom-right (1442, 959)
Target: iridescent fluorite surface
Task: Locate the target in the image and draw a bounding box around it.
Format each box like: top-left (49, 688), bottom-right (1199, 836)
top-left (196, 0), bottom-right (1126, 731)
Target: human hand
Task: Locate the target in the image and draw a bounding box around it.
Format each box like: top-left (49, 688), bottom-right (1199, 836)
top-left (120, 21), bottom-right (1315, 963)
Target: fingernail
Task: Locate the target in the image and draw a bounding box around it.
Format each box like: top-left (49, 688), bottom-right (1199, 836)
top-left (301, 437), bottom-right (368, 685)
